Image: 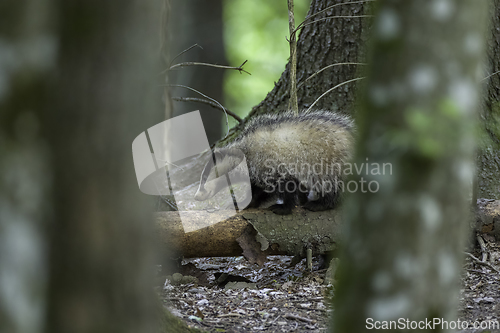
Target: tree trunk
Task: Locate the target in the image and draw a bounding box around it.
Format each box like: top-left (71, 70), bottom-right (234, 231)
top-left (220, 0), bottom-right (369, 145)
top-left (479, 0), bottom-right (500, 200)
top-left (333, 1), bottom-right (488, 332)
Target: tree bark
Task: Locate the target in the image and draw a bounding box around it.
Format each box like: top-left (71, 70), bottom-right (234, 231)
top-left (333, 1), bottom-right (488, 332)
top-left (43, 0), bottom-right (186, 332)
top-left (0, 1), bottom-right (54, 332)
top-left (478, 0), bottom-right (500, 200)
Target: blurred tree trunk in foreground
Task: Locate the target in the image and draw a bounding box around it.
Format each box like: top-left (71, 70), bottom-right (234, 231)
top-left (0, 1), bottom-right (54, 332)
top-left (478, 0), bottom-right (500, 200)
top-left (221, 0), bottom-right (369, 145)
top-left (333, 1), bottom-right (488, 332)
top-left (43, 0), bottom-right (191, 332)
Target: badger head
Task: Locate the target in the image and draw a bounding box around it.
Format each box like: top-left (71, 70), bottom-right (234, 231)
top-left (194, 148), bottom-right (246, 201)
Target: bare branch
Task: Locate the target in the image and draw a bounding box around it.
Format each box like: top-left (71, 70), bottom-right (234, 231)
top-left (287, 0), bottom-right (298, 114)
top-left (168, 43), bottom-right (203, 67)
top-left (297, 62), bottom-right (367, 90)
top-left (165, 84), bottom-right (230, 138)
top-left (167, 60), bottom-right (250, 75)
top-left (305, 77), bottom-right (365, 113)
top-left (172, 96), bottom-right (242, 123)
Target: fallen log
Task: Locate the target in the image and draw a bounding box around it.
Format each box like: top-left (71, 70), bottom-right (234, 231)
top-left (154, 208), bottom-right (342, 259)
top-left (155, 199), bottom-right (500, 260)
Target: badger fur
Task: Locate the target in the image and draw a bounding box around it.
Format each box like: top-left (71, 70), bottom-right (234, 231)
top-left (194, 110), bottom-right (355, 215)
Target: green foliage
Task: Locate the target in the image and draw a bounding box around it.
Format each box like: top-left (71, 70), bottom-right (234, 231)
top-left (223, 0), bottom-right (310, 124)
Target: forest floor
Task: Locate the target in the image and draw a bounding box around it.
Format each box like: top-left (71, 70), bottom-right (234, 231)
top-left (159, 237), bottom-right (500, 332)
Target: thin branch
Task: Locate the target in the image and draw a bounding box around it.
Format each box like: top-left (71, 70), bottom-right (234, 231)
top-left (297, 62), bottom-right (367, 90)
top-left (305, 77), bottom-right (365, 112)
top-left (464, 252), bottom-right (500, 274)
top-left (168, 44), bottom-right (203, 67)
top-left (167, 60), bottom-right (250, 75)
top-left (295, 0), bottom-right (375, 33)
top-left (165, 84), bottom-right (230, 138)
top-left (293, 15), bottom-right (373, 34)
top-left (482, 69), bottom-right (500, 81)
top-left (172, 97), bottom-right (242, 123)
top-left (288, 0), bottom-right (298, 114)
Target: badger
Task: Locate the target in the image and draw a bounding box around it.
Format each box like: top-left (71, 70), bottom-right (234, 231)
top-left (194, 110), bottom-right (355, 215)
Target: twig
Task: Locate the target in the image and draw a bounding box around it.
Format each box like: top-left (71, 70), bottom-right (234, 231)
top-left (305, 77), bottom-right (365, 112)
top-left (297, 62), bottom-right (367, 90)
top-left (218, 313), bottom-right (242, 317)
top-left (295, 0), bottom-right (375, 34)
top-left (293, 15), bottom-right (373, 34)
top-left (466, 268), bottom-right (492, 276)
top-left (287, 0), bottom-right (298, 114)
top-left (284, 313), bottom-right (317, 324)
top-left (168, 44), bottom-right (203, 68)
top-left (464, 252), bottom-right (500, 274)
top-left (167, 60), bottom-right (250, 75)
top-left (482, 70), bottom-right (500, 81)
top-left (476, 235), bottom-right (488, 262)
top-left (165, 84), bottom-right (230, 138)
top-left (172, 97), bottom-right (242, 123)
top-left (157, 195), bottom-right (178, 211)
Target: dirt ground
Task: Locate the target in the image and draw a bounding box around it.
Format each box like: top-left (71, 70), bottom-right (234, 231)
top-left (159, 237), bottom-right (500, 332)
